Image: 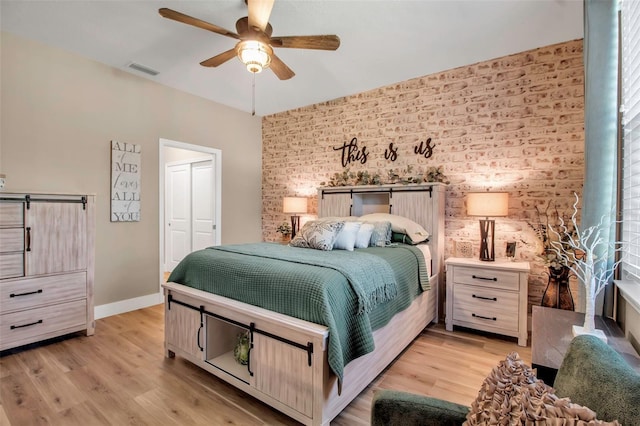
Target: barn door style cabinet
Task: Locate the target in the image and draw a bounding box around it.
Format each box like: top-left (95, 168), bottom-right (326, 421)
top-left (0, 193), bottom-right (95, 351)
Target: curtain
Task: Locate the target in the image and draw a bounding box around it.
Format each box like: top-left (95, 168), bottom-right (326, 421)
top-left (582, 0), bottom-right (619, 316)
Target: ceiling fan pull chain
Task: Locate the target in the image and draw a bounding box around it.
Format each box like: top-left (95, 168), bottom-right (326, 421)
top-left (252, 72), bottom-right (256, 116)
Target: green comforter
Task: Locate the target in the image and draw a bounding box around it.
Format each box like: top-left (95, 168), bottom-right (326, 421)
top-left (167, 243), bottom-right (429, 386)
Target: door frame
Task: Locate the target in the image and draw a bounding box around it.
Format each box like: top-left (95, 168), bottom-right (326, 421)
top-left (159, 138), bottom-right (222, 291)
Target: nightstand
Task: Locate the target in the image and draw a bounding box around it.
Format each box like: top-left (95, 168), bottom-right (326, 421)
top-left (445, 257), bottom-right (530, 346)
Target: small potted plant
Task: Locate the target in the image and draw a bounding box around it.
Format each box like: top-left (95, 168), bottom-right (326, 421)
top-left (276, 221), bottom-right (292, 242)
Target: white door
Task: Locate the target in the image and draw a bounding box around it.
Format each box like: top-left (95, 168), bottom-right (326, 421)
top-left (191, 160), bottom-right (215, 251)
top-left (166, 164), bottom-right (191, 271)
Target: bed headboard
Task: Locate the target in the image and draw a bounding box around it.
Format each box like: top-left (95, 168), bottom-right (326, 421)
top-left (317, 183), bottom-right (446, 313)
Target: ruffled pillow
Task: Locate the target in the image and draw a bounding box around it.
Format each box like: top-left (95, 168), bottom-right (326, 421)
top-left (464, 352), bottom-right (619, 426)
top-left (289, 220), bottom-right (344, 251)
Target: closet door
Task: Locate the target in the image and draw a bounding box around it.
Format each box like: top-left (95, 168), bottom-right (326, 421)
top-left (26, 201), bottom-right (87, 276)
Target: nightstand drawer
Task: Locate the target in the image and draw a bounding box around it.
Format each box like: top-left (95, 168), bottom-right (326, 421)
top-left (453, 266), bottom-right (520, 290)
top-left (453, 286), bottom-right (519, 332)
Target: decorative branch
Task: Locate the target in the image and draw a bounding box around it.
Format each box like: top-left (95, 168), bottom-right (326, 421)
top-left (546, 193), bottom-right (623, 333)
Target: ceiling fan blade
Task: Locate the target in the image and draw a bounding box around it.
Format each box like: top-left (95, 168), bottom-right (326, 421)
top-left (159, 8), bottom-right (239, 40)
top-left (200, 48), bottom-right (238, 67)
top-left (270, 35), bottom-right (340, 50)
top-left (247, 0), bottom-right (275, 32)
top-left (269, 53), bottom-right (295, 80)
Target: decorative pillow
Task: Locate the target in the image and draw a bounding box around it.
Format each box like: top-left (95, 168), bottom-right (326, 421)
top-left (316, 216), bottom-right (359, 222)
top-left (332, 221), bottom-right (362, 251)
top-left (289, 220), bottom-right (344, 251)
top-left (354, 223), bottom-right (375, 249)
top-left (359, 213), bottom-right (430, 244)
top-left (368, 221), bottom-right (392, 247)
top-left (464, 352), bottom-right (620, 426)
top-left (391, 232), bottom-right (428, 245)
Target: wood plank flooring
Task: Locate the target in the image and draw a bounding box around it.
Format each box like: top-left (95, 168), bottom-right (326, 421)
top-left (0, 305), bottom-right (531, 425)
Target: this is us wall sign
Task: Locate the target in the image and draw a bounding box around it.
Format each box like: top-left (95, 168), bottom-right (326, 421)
top-left (332, 137), bottom-right (436, 167)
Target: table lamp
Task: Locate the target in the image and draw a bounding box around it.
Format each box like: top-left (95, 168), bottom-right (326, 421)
top-left (283, 197), bottom-right (307, 239)
top-left (467, 191), bottom-right (509, 261)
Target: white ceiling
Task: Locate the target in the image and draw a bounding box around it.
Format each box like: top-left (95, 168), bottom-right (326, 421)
top-left (1, 0), bottom-right (583, 116)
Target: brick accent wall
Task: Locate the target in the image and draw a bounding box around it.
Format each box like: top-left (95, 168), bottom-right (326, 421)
top-left (262, 39), bottom-right (584, 309)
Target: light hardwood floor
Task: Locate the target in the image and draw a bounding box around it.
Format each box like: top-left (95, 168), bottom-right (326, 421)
top-left (0, 304), bottom-right (531, 425)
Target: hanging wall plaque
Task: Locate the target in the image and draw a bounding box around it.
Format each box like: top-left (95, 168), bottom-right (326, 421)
top-left (111, 140), bottom-right (141, 222)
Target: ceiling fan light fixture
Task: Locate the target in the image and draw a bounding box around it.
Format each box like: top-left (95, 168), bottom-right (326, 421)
top-left (237, 40), bottom-right (272, 73)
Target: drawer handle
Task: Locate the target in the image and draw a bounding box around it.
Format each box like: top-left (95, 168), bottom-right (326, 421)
top-left (472, 294), bottom-right (497, 301)
top-left (10, 289), bottom-right (43, 298)
top-left (472, 274), bottom-right (497, 281)
top-left (25, 227), bottom-right (32, 252)
top-left (10, 319), bottom-right (43, 330)
top-left (472, 313), bottom-right (496, 321)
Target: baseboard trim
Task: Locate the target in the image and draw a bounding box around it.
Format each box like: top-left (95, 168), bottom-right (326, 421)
top-left (95, 292), bottom-right (163, 320)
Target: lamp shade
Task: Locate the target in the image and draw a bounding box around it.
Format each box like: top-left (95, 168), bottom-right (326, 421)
top-left (283, 197), bottom-right (308, 214)
top-left (467, 192), bottom-right (509, 217)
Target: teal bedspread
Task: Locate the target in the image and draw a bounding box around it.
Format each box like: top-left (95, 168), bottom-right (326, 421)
top-left (167, 243), bottom-right (429, 386)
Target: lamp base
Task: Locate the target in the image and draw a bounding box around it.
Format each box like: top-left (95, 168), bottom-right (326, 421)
top-left (290, 215), bottom-right (300, 239)
top-left (478, 218), bottom-right (495, 261)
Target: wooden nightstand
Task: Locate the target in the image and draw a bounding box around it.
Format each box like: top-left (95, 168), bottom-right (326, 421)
top-left (445, 257), bottom-right (530, 346)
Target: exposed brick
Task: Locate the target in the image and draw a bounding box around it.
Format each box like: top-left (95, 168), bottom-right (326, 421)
top-left (262, 39), bottom-right (585, 312)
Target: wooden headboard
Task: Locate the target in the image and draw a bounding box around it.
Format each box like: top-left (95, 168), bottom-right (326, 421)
top-left (317, 183), bottom-right (446, 317)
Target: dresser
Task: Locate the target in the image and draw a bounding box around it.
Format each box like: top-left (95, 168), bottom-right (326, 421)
top-left (0, 193), bottom-right (95, 351)
top-left (445, 257), bottom-right (529, 346)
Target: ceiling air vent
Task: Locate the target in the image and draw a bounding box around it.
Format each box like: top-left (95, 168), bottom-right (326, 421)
top-left (127, 62), bottom-right (160, 76)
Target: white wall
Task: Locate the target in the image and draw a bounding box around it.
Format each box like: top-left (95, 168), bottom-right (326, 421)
top-left (0, 32), bottom-right (263, 307)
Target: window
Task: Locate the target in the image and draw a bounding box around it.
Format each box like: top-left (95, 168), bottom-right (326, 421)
top-left (621, 0), bottom-right (640, 284)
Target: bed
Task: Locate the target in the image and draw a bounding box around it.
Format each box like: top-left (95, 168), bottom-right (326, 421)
top-left (162, 183), bottom-right (445, 426)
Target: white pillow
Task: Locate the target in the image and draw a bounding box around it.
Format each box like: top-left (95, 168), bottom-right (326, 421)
top-left (354, 223), bottom-right (375, 248)
top-left (359, 213), bottom-right (430, 244)
top-left (332, 222), bottom-right (362, 251)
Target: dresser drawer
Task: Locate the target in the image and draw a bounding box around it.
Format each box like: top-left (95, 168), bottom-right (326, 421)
top-left (0, 228), bottom-right (24, 253)
top-left (0, 203), bottom-right (24, 227)
top-left (0, 253), bottom-right (24, 280)
top-left (0, 272), bottom-right (86, 313)
top-left (0, 299), bottom-right (87, 350)
top-left (453, 284), bottom-right (519, 332)
top-left (453, 266), bottom-right (520, 290)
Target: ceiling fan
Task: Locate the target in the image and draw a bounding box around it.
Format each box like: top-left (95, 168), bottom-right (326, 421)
top-left (159, 0), bottom-right (340, 80)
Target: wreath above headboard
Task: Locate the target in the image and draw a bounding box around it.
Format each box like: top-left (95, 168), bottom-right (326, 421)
top-left (320, 165), bottom-right (449, 187)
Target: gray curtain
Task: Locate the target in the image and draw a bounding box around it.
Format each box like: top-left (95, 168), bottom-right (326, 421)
top-left (582, 0), bottom-right (618, 316)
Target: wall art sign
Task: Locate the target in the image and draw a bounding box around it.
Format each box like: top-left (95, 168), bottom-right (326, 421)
top-left (111, 140), bottom-right (141, 222)
top-left (332, 136), bottom-right (436, 167)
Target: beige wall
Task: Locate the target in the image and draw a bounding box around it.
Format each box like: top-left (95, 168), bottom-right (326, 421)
top-left (0, 32), bottom-right (263, 307)
top-left (263, 39), bottom-right (585, 310)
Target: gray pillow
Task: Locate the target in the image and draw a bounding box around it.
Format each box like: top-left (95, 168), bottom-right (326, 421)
top-left (368, 221), bottom-right (392, 247)
top-left (289, 220), bottom-right (345, 251)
